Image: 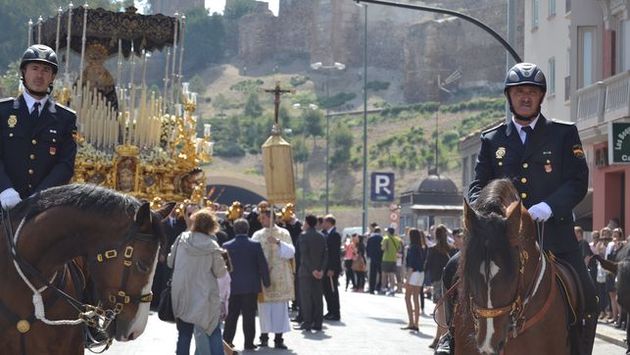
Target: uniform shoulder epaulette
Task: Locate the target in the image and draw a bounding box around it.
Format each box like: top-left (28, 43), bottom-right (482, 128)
top-left (0, 97), bottom-right (15, 105)
top-left (551, 118), bottom-right (575, 126)
top-left (54, 102), bottom-right (76, 115)
top-left (481, 122), bottom-right (506, 135)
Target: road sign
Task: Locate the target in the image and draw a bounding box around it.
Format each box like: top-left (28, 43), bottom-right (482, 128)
top-left (371, 172), bottom-right (395, 202)
top-left (390, 212), bottom-right (398, 221)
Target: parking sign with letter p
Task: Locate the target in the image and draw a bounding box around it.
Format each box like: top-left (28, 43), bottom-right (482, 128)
top-left (371, 172), bottom-right (395, 202)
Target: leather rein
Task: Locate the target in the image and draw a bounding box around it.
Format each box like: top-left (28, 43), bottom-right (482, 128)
top-left (469, 222), bottom-right (558, 339)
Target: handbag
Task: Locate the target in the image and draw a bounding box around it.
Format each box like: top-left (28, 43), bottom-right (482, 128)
top-left (158, 236), bottom-right (181, 323)
top-left (351, 255), bottom-right (366, 272)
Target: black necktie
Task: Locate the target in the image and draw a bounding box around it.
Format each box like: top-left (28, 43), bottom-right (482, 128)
top-left (522, 126), bottom-right (533, 146)
top-left (31, 102), bottom-right (41, 119)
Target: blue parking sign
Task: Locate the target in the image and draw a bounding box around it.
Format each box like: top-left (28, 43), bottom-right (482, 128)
top-left (371, 172), bottom-right (394, 202)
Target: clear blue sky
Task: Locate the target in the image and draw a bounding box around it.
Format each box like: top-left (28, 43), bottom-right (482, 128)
top-left (205, 0), bottom-right (279, 15)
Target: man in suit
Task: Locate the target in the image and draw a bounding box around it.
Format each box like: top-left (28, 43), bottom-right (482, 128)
top-left (442, 62), bottom-right (596, 354)
top-left (296, 214), bottom-right (327, 331)
top-left (0, 44), bottom-right (77, 209)
top-left (151, 202), bottom-right (187, 310)
top-left (321, 214), bottom-right (341, 321)
top-left (223, 218), bottom-right (270, 350)
top-left (366, 225), bottom-right (383, 294)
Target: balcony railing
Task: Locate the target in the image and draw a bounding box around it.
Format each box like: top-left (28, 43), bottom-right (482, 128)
top-left (574, 70), bottom-right (630, 130)
top-left (604, 70), bottom-right (630, 122)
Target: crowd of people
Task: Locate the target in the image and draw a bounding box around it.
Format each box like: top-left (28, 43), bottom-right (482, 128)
top-left (578, 221), bottom-right (630, 331)
top-left (153, 200), bottom-right (350, 354)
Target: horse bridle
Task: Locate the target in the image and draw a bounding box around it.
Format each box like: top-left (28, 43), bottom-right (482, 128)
top-left (88, 222), bottom-right (156, 316)
top-left (469, 222), bottom-right (556, 339)
top-left (1, 208), bottom-right (159, 351)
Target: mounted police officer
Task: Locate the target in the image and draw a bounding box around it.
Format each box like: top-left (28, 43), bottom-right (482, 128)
top-left (440, 63), bottom-right (597, 354)
top-left (0, 44), bottom-right (77, 209)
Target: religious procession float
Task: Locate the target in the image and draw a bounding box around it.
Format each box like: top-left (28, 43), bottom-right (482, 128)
top-left (29, 3), bottom-right (297, 213)
top-left (30, 4), bottom-right (212, 207)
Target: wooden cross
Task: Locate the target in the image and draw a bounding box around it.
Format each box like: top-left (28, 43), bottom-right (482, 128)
top-left (264, 82), bottom-right (293, 125)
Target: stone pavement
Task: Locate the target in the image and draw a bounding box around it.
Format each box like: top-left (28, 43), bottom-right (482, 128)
top-left (97, 288), bottom-right (626, 354)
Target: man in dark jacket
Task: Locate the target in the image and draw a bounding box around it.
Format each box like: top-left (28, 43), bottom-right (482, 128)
top-left (366, 226), bottom-right (383, 294)
top-left (0, 44), bottom-right (77, 209)
top-left (223, 218), bottom-right (271, 350)
top-left (322, 214), bottom-right (341, 321)
top-left (443, 62), bottom-right (596, 354)
top-left (296, 214), bottom-right (327, 331)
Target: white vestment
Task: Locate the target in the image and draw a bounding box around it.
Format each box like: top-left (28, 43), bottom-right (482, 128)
top-left (252, 236), bottom-right (295, 333)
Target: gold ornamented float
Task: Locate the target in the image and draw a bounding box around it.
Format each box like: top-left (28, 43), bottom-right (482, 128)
top-left (34, 5), bottom-right (212, 204)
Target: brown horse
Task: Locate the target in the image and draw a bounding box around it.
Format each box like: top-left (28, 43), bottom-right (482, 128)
top-left (0, 184), bottom-right (166, 354)
top-left (455, 179), bottom-right (573, 355)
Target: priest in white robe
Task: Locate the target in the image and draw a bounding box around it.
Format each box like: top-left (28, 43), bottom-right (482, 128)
top-left (252, 207), bottom-right (295, 349)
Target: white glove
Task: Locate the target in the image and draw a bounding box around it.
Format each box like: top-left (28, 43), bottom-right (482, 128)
top-left (528, 202), bottom-right (552, 222)
top-left (0, 188), bottom-right (21, 209)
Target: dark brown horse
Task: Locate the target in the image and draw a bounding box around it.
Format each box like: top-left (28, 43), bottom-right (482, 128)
top-left (455, 179), bottom-right (573, 355)
top-left (0, 184), bottom-right (166, 354)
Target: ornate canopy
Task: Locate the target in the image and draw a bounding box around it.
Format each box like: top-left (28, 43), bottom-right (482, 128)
top-left (38, 6), bottom-right (178, 58)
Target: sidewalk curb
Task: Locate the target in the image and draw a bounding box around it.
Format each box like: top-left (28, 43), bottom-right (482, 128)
top-left (595, 330), bottom-right (625, 348)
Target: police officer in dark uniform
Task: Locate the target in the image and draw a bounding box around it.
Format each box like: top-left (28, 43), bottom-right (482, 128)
top-left (0, 44), bottom-right (77, 209)
top-left (441, 63), bottom-right (597, 354)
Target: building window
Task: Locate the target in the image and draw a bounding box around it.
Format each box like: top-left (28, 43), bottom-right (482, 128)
top-left (620, 20), bottom-right (630, 72)
top-left (532, 0), bottom-right (540, 29)
top-left (548, 57), bottom-right (556, 94)
top-left (565, 0), bottom-right (571, 13)
top-left (548, 0), bottom-right (556, 18)
top-left (578, 27), bottom-right (595, 88)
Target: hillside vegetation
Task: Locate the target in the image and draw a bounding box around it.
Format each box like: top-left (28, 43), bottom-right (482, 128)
top-left (195, 65), bottom-right (505, 209)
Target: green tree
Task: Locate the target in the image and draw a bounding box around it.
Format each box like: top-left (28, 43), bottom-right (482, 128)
top-left (292, 137), bottom-right (309, 164)
top-left (244, 93), bottom-right (262, 117)
top-left (212, 93), bottom-right (230, 114)
top-left (0, 61), bottom-right (20, 96)
top-left (279, 105), bottom-right (291, 130)
top-left (330, 125), bottom-right (353, 168)
top-left (302, 109), bottom-right (323, 145)
top-left (184, 8), bottom-right (225, 72)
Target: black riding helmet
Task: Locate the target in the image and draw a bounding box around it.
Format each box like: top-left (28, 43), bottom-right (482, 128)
top-left (504, 62), bottom-right (546, 121)
top-left (20, 44), bottom-right (59, 74)
top-left (19, 44), bottom-right (58, 96)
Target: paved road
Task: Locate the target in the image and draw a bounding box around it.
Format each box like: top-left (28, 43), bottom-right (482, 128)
top-left (97, 289), bottom-right (626, 354)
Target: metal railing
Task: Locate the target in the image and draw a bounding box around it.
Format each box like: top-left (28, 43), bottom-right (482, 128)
top-left (604, 70), bottom-right (630, 122)
top-left (575, 81), bottom-right (605, 123)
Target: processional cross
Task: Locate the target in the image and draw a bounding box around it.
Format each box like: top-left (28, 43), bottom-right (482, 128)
top-left (264, 82), bottom-right (294, 127)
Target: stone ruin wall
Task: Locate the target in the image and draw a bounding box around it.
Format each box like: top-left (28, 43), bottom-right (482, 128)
top-left (236, 0), bottom-right (523, 102)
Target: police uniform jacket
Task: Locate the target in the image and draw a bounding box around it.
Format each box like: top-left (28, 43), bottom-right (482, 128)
top-left (0, 95), bottom-right (77, 198)
top-left (468, 114), bottom-right (588, 253)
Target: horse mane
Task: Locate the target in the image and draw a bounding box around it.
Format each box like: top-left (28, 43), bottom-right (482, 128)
top-left (13, 184), bottom-right (140, 222)
top-left (462, 179), bottom-right (520, 299)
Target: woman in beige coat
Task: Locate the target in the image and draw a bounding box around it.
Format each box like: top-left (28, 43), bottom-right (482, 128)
top-left (168, 209), bottom-right (227, 355)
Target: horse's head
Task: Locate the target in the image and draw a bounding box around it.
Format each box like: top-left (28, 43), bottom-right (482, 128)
top-left (461, 179), bottom-right (536, 354)
top-left (86, 201), bottom-right (166, 341)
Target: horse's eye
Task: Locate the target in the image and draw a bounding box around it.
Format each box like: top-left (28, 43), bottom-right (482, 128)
top-left (136, 261), bottom-right (151, 273)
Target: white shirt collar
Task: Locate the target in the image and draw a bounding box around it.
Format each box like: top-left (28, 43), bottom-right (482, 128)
top-left (511, 114), bottom-right (540, 143)
top-left (23, 90), bottom-right (49, 114)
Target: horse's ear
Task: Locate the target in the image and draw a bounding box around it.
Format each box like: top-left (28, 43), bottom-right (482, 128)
top-left (155, 202), bottom-right (176, 221)
top-left (463, 198), bottom-right (477, 230)
top-left (135, 202), bottom-right (152, 226)
top-left (505, 200), bottom-right (522, 236)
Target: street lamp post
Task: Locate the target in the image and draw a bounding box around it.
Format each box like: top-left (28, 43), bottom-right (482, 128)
top-left (356, 2), bottom-right (369, 236)
top-left (310, 61), bottom-right (346, 215)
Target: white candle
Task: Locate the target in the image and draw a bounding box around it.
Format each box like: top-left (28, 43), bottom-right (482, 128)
top-left (64, 3), bottom-right (73, 81)
top-left (55, 8), bottom-right (62, 54)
